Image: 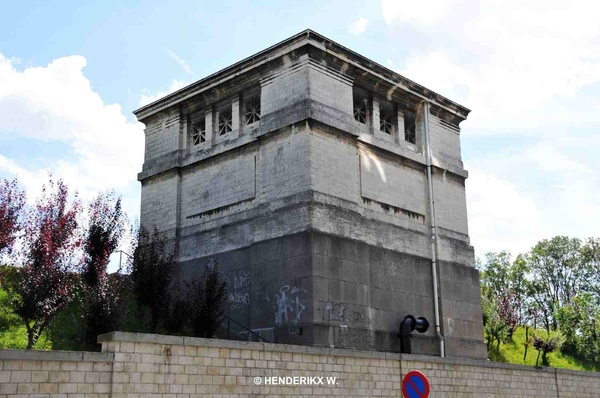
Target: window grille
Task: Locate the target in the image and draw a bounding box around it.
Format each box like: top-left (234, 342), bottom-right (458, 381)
top-left (244, 97), bottom-right (261, 125)
top-left (404, 116), bottom-right (416, 144)
top-left (218, 109), bottom-right (232, 136)
top-left (380, 110), bottom-right (392, 134)
top-left (192, 119), bottom-right (206, 145)
top-left (353, 99), bottom-right (367, 124)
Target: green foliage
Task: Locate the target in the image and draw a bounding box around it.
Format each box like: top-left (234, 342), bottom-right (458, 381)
top-left (46, 292), bottom-right (85, 351)
top-left (187, 259), bottom-right (228, 338)
top-left (80, 192), bottom-right (128, 351)
top-left (129, 226), bottom-right (176, 333)
top-left (481, 235), bottom-right (600, 370)
top-left (480, 252), bottom-right (525, 338)
top-left (481, 287), bottom-right (507, 350)
top-left (529, 329), bottom-right (565, 367)
top-left (488, 326), bottom-right (600, 371)
top-left (0, 266), bottom-right (51, 350)
top-left (554, 293), bottom-right (600, 362)
top-left (526, 236), bottom-right (585, 332)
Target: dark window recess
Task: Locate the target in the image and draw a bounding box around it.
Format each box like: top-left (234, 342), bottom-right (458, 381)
top-left (192, 119), bottom-right (206, 145)
top-left (353, 99), bottom-right (367, 124)
top-left (244, 98), bottom-right (261, 125)
top-left (218, 109), bottom-right (232, 136)
top-left (380, 110), bottom-right (393, 134)
top-left (404, 116), bottom-right (416, 144)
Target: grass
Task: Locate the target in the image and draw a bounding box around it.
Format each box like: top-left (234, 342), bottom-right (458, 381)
top-left (0, 288), bottom-right (51, 350)
top-left (487, 326), bottom-right (600, 372)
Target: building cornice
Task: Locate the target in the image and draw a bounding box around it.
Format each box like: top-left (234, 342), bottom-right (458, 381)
top-left (133, 30), bottom-right (470, 124)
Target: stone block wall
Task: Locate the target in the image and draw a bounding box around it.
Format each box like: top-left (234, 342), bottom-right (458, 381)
top-left (3, 333), bottom-right (600, 398)
top-left (0, 350), bottom-right (113, 398)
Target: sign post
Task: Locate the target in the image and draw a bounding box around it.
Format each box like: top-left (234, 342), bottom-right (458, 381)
top-left (401, 370), bottom-right (430, 398)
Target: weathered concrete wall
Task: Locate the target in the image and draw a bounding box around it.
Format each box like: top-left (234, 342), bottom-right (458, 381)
top-left (4, 333), bottom-right (600, 398)
top-left (178, 231), bottom-right (485, 358)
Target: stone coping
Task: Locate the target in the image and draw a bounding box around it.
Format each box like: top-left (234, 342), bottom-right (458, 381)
top-left (0, 349), bottom-right (114, 362)
top-left (97, 332), bottom-right (600, 378)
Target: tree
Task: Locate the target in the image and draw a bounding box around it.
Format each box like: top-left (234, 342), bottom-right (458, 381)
top-left (555, 293), bottom-right (600, 362)
top-left (581, 238), bottom-right (600, 296)
top-left (0, 178), bottom-right (26, 257)
top-left (13, 178), bottom-right (81, 349)
top-left (187, 259), bottom-right (228, 338)
top-left (81, 192), bottom-right (127, 350)
top-left (479, 252), bottom-right (527, 337)
top-left (129, 226), bottom-right (176, 333)
top-left (525, 237), bottom-right (585, 332)
top-left (481, 285), bottom-right (507, 350)
top-left (530, 329), bottom-right (564, 367)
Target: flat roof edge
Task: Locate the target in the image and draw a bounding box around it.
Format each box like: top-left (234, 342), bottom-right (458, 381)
top-left (133, 29), bottom-right (471, 122)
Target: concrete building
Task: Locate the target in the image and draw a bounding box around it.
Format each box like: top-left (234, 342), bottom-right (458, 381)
top-left (133, 30), bottom-right (486, 359)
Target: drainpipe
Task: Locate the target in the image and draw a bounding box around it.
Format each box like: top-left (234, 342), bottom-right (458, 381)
top-left (423, 100), bottom-right (445, 358)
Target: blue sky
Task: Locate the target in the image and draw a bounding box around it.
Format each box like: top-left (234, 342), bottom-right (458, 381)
top-left (1, 1), bottom-right (599, 270)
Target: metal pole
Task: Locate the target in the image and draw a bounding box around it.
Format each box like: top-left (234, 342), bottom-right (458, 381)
top-left (423, 101), bottom-right (445, 358)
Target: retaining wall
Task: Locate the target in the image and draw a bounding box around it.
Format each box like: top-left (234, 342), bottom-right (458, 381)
top-left (1, 332), bottom-right (599, 397)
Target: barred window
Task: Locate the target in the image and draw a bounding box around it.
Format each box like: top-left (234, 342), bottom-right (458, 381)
top-left (380, 109), bottom-right (393, 134)
top-left (404, 116), bottom-right (416, 144)
top-left (191, 119), bottom-right (206, 145)
top-left (353, 99), bottom-right (367, 124)
top-left (218, 109), bottom-right (232, 136)
top-left (244, 97), bottom-right (261, 125)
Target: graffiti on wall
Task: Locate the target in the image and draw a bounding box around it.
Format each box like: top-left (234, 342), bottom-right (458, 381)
top-left (226, 269), bottom-right (252, 310)
top-left (275, 285), bottom-right (306, 324)
top-left (319, 301), bottom-right (346, 323)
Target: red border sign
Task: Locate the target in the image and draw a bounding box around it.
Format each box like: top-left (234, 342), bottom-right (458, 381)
top-left (402, 370), bottom-right (430, 398)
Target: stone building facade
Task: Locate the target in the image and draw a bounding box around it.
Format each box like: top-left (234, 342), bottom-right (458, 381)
top-left (133, 30), bottom-right (485, 359)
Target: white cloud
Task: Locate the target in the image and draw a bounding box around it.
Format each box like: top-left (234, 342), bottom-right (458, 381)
top-left (382, 0), bottom-right (600, 257)
top-left (0, 53), bottom-right (144, 271)
top-left (381, 0), bottom-right (455, 26)
top-left (166, 49), bottom-right (193, 74)
top-left (466, 168), bottom-right (539, 256)
top-left (348, 18), bottom-right (370, 35)
top-left (139, 79), bottom-right (189, 106)
top-left (0, 53), bottom-right (144, 216)
top-left (383, 0), bottom-right (600, 128)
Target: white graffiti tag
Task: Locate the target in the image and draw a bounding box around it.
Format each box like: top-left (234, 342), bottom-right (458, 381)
top-left (275, 285), bottom-right (306, 324)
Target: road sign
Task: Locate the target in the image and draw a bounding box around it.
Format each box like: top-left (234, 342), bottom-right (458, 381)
top-left (402, 370), bottom-right (430, 398)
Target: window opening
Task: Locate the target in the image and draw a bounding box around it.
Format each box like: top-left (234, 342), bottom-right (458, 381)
top-left (244, 97), bottom-right (261, 125)
top-left (380, 109), bottom-right (393, 134)
top-left (192, 119), bottom-right (206, 145)
top-left (404, 115), bottom-right (416, 144)
top-left (218, 109), bottom-right (232, 136)
top-left (353, 99), bottom-right (367, 124)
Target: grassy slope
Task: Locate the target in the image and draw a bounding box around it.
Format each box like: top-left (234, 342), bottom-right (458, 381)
top-left (488, 326), bottom-right (600, 372)
top-left (0, 287), bottom-right (51, 350)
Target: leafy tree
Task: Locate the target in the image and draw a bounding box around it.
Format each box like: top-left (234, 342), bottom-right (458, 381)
top-left (187, 259), bottom-right (228, 338)
top-left (530, 329), bottom-right (565, 367)
top-left (13, 178), bottom-right (81, 349)
top-left (80, 192), bottom-right (127, 350)
top-left (525, 237), bottom-right (585, 332)
top-left (129, 226), bottom-right (176, 333)
top-left (481, 286), bottom-right (507, 350)
top-left (0, 178), bottom-right (26, 256)
top-left (480, 252), bottom-right (527, 337)
top-left (555, 293), bottom-right (600, 362)
top-left (581, 238), bottom-right (600, 296)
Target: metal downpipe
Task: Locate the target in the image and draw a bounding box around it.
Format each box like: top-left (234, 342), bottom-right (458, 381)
top-left (423, 101), bottom-right (445, 358)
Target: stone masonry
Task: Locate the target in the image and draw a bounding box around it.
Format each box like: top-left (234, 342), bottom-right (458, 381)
top-left (133, 30), bottom-right (485, 357)
top-left (2, 333), bottom-right (600, 398)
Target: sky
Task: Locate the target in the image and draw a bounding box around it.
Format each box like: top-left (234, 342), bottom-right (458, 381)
top-left (1, 0), bottom-right (599, 271)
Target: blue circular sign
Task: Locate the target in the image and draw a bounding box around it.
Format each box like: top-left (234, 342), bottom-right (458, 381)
top-left (402, 370), bottom-right (430, 398)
